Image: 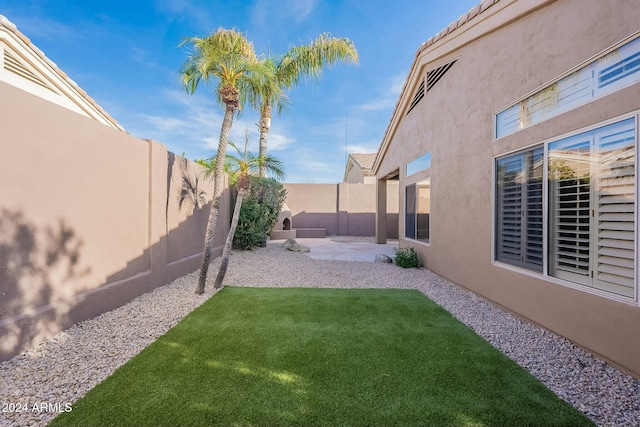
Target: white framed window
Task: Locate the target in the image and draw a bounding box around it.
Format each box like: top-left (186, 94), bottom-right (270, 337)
top-left (406, 152), bottom-right (431, 177)
top-left (405, 179), bottom-right (430, 243)
top-left (495, 117), bottom-right (637, 299)
top-left (496, 34), bottom-right (640, 138)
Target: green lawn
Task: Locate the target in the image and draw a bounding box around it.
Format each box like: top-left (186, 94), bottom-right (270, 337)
top-left (50, 287), bottom-right (593, 427)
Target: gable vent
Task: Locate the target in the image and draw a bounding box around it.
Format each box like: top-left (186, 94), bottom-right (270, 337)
top-left (426, 60), bottom-right (456, 92)
top-left (406, 79), bottom-right (425, 115)
top-left (4, 50), bottom-right (54, 91)
top-left (406, 60), bottom-right (457, 116)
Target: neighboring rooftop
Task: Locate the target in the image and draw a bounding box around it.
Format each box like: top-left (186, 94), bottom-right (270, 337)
top-left (350, 153), bottom-right (376, 171)
top-left (344, 153), bottom-right (377, 183)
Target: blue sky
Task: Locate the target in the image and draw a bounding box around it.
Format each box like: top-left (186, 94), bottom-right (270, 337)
top-left (3, 0), bottom-right (479, 183)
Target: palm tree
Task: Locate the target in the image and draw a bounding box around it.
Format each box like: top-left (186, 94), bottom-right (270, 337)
top-left (256, 33), bottom-right (359, 176)
top-left (180, 28), bottom-right (282, 295)
top-left (213, 130), bottom-right (285, 288)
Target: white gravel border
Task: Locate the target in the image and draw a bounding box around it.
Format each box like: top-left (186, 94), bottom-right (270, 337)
top-left (1, 243), bottom-right (639, 426)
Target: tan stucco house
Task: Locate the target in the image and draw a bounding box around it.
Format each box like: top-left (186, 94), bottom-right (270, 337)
top-left (373, 0), bottom-right (640, 377)
top-left (0, 15), bottom-right (124, 130)
top-left (344, 153), bottom-right (377, 183)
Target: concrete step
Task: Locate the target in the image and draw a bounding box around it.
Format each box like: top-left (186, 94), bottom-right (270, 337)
top-left (295, 228), bottom-right (326, 238)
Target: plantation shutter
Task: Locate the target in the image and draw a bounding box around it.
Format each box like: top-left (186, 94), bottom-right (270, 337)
top-left (593, 119), bottom-right (636, 297)
top-left (524, 150), bottom-right (544, 268)
top-left (496, 37), bottom-right (640, 139)
top-left (549, 135), bottom-right (592, 285)
top-left (596, 40), bottom-right (640, 93)
top-left (549, 118), bottom-right (636, 297)
top-left (496, 104), bottom-right (520, 138)
top-left (496, 155), bottom-right (523, 264)
top-left (495, 149), bottom-right (543, 271)
top-left (556, 67), bottom-right (593, 112)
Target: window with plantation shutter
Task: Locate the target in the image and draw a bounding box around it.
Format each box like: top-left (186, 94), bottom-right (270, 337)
top-left (496, 36), bottom-right (640, 138)
top-left (548, 119), bottom-right (636, 297)
top-left (594, 120), bottom-right (636, 297)
top-left (596, 39), bottom-right (640, 92)
top-left (496, 117), bottom-right (636, 299)
top-left (496, 148), bottom-right (543, 271)
top-left (548, 134), bottom-right (592, 284)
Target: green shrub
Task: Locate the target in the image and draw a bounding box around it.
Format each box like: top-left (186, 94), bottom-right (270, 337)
top-left (233, 176), bottom-right (287, 250)
top-left (394, 247), bottom-right (420, 268)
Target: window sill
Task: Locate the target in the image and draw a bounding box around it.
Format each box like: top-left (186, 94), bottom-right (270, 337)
top-left (491, 260), bottom-right (639, 306)
top-left (403, 238), bottom-right (430, 247)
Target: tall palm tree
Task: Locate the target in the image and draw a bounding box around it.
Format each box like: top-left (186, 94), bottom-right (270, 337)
top-left (213, 130), bottom-right (285, 288)
top-left (256, 33), bottom-right (359, 176)
top-left (180, 28), bottom-right (282, 295)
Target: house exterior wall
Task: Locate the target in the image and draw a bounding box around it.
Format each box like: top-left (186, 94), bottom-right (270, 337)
top-left (376, 0), bottom-right (640, 376)
top-left (283, 183), bottom-right (398, 238)
top-left (0, 81), bottom-right (230, 361)
top-left (344, 166), bottom-right (375, 184)
top-left (344, 165), bottom-right (365, 183)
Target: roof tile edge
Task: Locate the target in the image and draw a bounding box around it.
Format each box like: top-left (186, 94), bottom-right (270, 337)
top-left (373, 0), bottom-right (502, 174)
top-left (415, 0), bottom-right (501, 58)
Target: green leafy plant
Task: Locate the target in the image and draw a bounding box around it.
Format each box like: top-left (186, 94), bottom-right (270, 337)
top-left (394, 247), bottom-right (420, 268)
top-left (233, 176), bottom-right (287, 250)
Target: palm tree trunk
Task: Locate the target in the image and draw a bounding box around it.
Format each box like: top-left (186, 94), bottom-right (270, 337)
top-left (196, 103), bottom-right (235, 294)
top-left (258, 103), bottom-right (272, 177)
top-left (213, 186), bottom-right (246, 288)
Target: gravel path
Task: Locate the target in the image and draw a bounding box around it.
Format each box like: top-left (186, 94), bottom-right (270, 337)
top-left (1, 243), bottom-right (639, 426)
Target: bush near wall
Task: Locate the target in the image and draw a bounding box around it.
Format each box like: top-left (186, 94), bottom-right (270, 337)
top-left (395, 247), bottom-right (420, 268)
top-left (233, 177), bottom-right (287, 250)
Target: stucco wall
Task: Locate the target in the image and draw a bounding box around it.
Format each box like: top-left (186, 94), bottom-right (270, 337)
top-left (377, 0), bottom-right (640, 376)
top-left (0, 81), bottom-right (230, 361)
top-left (284, 183), bottom-right (398, 238)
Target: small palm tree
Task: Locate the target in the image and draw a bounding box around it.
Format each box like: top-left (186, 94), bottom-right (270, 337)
top-left (194, 157), bottom-right (231, 181)
top-left (213, 130), bottom-right (285, 288)
top-left (180, 28), bottom-right (283, 294)
top-left (256, 33), bottom-right (358, 176)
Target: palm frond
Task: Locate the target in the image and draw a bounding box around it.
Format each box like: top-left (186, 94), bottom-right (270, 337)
top-left (277, 33), bottom-right (359, 88)
top-left (256, 154), bottom-right (286, 181)
top-left (179, 28), bottom-right (259, 108)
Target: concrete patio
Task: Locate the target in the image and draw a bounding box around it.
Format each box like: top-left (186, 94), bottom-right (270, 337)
top-left (268, 237), bottom-right (398, 262)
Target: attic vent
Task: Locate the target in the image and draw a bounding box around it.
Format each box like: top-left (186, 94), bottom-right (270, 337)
top-left (426, 60), bottom-right (456, 92)
top-left (4, 50), bottom-right (53, 91)
top-left (406, 79), bottom-right (425, 115)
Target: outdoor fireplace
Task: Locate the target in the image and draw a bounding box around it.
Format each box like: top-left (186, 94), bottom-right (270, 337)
top-left (270, 203), bottom-right (296, 240)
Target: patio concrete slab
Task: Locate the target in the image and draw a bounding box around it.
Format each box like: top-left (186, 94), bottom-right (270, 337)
top-left (269, 237), bottom-right (398, 262)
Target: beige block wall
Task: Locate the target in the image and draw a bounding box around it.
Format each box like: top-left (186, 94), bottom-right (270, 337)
top-left (377, 0), bottom-right (640, 376)
top-left (284, 183), bottom-right (398, 237)
top-left (0, 81), bottom-right (229, 361)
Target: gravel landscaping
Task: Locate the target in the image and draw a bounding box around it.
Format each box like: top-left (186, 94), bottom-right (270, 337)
top-left (1, 241), bottom-right (639, 427)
